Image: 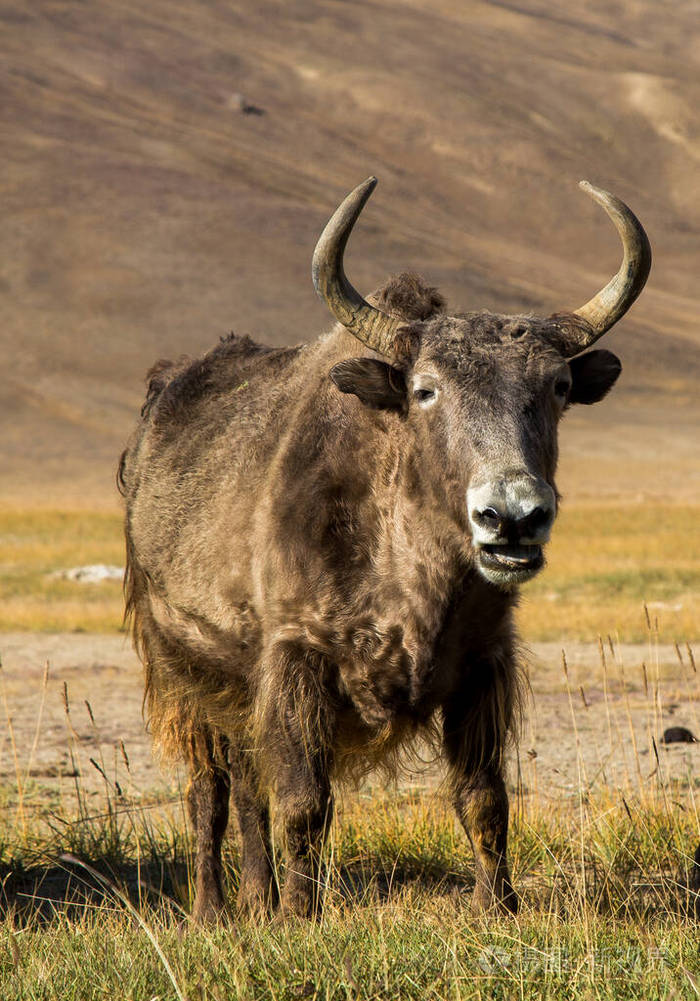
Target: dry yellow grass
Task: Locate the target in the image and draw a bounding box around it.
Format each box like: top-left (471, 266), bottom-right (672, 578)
top-left (0, 509), bottom-right (124, 633)
top-left (0, 504), bottom-right (698, 641)
top-left (518, 502), bottom-right (700, 643)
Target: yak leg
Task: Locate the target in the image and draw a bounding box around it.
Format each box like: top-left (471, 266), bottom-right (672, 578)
top-left (451, 766), bottom-right (516, 915)
top-left (185, 727), bottom-right (231, 923)
top-left (258, 643), bottom-right (334, 919)
top-left (443, 663), bottom-right (518, 916)
top-left (229, 738), bottom-right (278, 916)
top-left (277, 761), bottom-right (333, 919)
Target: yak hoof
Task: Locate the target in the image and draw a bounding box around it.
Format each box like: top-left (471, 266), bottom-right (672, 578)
top-left (191, 887), bottom-right (228, 926)
top-left (236, 883), bottom-right (278, 920)
top-left (471, 882), bottom-right (518, 918)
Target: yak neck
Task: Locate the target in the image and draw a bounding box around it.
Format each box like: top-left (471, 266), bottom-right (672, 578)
top-left (361, 420), bottom-right (473, 634)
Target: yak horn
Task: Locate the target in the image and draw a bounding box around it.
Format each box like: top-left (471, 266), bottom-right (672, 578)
top-left (312, 177), bottom-right (402, 359)
top-left (568, 181), bottom-right (651, 353)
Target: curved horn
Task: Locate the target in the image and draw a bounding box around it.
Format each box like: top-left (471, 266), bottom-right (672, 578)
top-left (566, 181), bottom-right (651, 354)
top-left (312, 177), bottom-right (402, 358)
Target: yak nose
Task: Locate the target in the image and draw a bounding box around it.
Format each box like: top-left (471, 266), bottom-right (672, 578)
top-left (472, 503), bottom-right (553, 542)
top-left (467, 475), bottom-right (556, 546)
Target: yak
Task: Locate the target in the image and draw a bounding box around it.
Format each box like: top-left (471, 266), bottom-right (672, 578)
top-left (118, 177), bottom-right (650, 921)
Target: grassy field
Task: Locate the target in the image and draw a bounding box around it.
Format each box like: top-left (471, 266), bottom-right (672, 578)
top-left (0, 504), bottom-right (698, 998)
top-left (521, 503), bottom-right (700, 644)
top-left (0, 510), bottom-right (125, 634)
top-left (0, 757), bottom-right (697, 999)
top-left (0, 505), bottom-right (698, 642)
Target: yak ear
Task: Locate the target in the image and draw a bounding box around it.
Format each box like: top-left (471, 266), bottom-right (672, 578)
top-left (329, 358), bottom-right (407, 412)
top-left (568, 349), bottom-right (621, 405)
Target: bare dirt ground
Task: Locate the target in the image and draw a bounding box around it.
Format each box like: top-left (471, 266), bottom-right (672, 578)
top-left (0, 633), bottom-right (696, 814)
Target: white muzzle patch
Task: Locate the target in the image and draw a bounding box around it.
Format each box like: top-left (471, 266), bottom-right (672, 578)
top-left (467, 473), bottom-right (556, 587)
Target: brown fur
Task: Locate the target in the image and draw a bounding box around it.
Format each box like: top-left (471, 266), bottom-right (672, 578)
top-left (691, 844), bottom-right (700, 919)
top-left (120, 271), bottom-right (620, 920)
top-left (371, 271), bottom-right (447, 321)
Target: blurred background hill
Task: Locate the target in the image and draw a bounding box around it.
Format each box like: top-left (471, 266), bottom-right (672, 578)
top-left (2, 0), bottom-right (700, 508)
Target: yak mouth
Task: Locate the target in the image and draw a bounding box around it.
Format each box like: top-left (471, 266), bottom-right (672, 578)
top-left (476, 543), bottom-right (544, 587)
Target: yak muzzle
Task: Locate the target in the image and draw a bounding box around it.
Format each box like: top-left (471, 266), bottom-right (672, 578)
top-left (467, 474), bottom-right (556, 588)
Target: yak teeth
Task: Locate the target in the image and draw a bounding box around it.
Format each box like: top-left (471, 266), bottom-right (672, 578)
top-left (478, 544), bottom-right (543, 572)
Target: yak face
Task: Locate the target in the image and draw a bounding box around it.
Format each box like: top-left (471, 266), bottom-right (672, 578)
top-left (330, 307), bottom-right (621, 589)
top-left (318, 179), bottom-right (648, 589)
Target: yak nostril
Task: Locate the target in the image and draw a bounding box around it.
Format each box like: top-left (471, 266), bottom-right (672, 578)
top-left (518, 506), bottom-right (552, 537)
top-left (476, 506), bottom-right (503, 531)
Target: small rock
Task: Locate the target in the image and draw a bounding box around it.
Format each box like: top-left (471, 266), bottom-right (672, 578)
top-left (661, 726), bottom-right (697, 745)
top-left (227, 92), bottom-right (265, 116)
top-left (53, 565), bottom-right (124, 584)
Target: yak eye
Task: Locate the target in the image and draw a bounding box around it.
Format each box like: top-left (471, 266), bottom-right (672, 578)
top-left (412, 374), bottom-right (438, 406)
top-left (413, 387), bottom-right (436, 404)
top-left (554, 379), bottom-right (570, 399)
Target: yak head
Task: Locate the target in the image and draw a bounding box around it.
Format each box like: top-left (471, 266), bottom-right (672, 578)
top-left (314, 178), bottom-right (651, 589)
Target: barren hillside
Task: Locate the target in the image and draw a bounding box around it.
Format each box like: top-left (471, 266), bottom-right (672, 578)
top-left (2, 0), bottom-right (700, 506)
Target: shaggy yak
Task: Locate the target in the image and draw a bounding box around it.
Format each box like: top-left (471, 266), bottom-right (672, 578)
top-left (119, 178), bottom-right (650, 921)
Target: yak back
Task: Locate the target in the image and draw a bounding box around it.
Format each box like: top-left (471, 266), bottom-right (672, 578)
top-left (142, 334), bottom-right (304, 430)
top-left (119, 334), bottom-right (306, 495)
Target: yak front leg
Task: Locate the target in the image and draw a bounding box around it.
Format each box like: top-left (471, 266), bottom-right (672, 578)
top-left (443, 659), bottom-right (519, 916)
top-left (278, 770), bottom-right (333, 919)
top-left (185, 727), bottom-right (231, 923)
top-left (451, 766), bottom-right (517, 915)
top-left (258, 642), bottom-right (335, 919)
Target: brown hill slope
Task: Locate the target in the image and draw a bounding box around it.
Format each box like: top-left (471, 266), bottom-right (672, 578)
top-left (2, 0), bottom-right (700, 506)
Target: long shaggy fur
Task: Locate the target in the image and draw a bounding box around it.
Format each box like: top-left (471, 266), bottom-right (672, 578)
top-left (120, 273), bottom-right (532, 785)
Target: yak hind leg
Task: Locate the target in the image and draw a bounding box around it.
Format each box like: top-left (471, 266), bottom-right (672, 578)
top-left (185, 726), bottom-right (231, 924)
top-left (442, 658), bottom-right (520, 916)
top-left (257, 642), bottom-right (335, 920)
top-left (229, 738), bottom-right (278, 916)
top-left (134, 611), bottom-right (230, 923)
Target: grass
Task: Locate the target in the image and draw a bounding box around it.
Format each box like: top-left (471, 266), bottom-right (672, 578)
top-left (0, 628), bottom-right (697, 999)
top-left (0, 502), bottom-right (697, 997)
top-left (0, 781), bottom-right (697, 999)
top-left (0, 510), bottom-right (124, 633)
top-left (0, 504), bottom-right (698, 642)
top-left (520, 502), bottom-right (700, 642)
